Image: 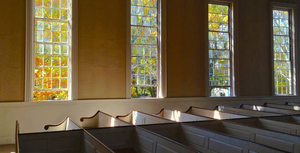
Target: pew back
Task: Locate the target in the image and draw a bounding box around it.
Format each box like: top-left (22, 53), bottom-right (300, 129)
top-left (80, 111), bottom-right (130, 129)
top-left (139, 123), bottom-right (284, 153)
top-left (263, 115), bottom-right (300, 125)
top-left (87, 126), bottom-right (199, 153)
top-left (240, 104), bottom-right (300, 115)
top-left (217, 105), bottom-right (282, 117)
top-left (156, 108), bottom-right (213, 122)
top-left (265, 103), bottom-right (300, 111)
top-left (229, 117), bottom-right (300, 136)
top-left (117, 110), bottom-right (173, 125)
top-left (187, 120), bottom-right (300, 153)
top-left (286, 102), bottom-right (300, 106)
top-left (185, 106), bottom-right (248, 120)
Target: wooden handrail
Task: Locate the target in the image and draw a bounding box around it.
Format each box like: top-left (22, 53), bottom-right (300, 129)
top-left (116, 110), bottom-right (134, 119)
top-left (238, 103), bottom-right (244, 108)
top-left (80, 111), bottom-right (100, 122)
top-left (44, 117), bottom-right (69, 130)
top-left (184, 106), bottom-right (193, 113)
top-left (154, 108), bottom-right (165, 115)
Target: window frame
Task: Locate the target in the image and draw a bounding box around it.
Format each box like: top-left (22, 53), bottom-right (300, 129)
top-left (205, 0), bottom-right (238, 97)
top-left (25, 0), bottom-right (78, 102)
top-left (271, 2), bottom-right (297, 96)
top-left (126, 0), bottom-right (167, 99)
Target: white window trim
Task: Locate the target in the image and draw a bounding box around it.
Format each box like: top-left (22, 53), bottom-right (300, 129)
top-left (25, 0), bottom-right (78, 102)
top-left (271, 2), bottom-right (297, 96)
top-left (126, 0), bottom-right (167, 99)
top-left (204, 0), bottom-right (239, 97)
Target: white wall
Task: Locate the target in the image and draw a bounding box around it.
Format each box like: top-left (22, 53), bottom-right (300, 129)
top-left (1, 96), bottom-right (300, 145)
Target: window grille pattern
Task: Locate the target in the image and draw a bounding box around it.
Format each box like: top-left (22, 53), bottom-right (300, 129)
top-left (273, 10), bottom-right (292, 95)
top-left (33, 0), bottom-right (71, 101)
top-left (130, 0), bottom-right (159, 98)
top-left (208, 4), bottom-right (231, 97)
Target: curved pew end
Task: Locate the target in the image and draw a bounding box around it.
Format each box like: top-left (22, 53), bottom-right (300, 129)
top-left (80, 110), bottom-right (130, 129)
top-left (155, 108), bottom-right (165, 118)
top-left (44, 116), bottom-right (69, 131)
top-left (116, 110), bottom-right (134, 124)
top-left (44, 117), bottom-right (81, 131)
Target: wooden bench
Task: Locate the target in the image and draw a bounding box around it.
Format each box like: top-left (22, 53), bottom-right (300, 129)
top-left (86, 125), bottom-right (199, 153)
top-left (216, 105), bottom-right (282, 117)
top-left (229, 117), bottom-right (300, 136)
top-left (155, 108), bottom-right (213, 122)
top-left (185, 106), bottom-right (248, 120)
top-left (187, 120), bottom-right (300, 153)
top-left (262, 115), bottom-right (300, 125)
top-left (139, 123), bottom-right (284, 153)
top-left (239, 104), bottom-right (300, 115)
top-left (116, 110), bottom-right (173, 125)
top-left (80, 111), bottom-right (131, 129)
top-left (16, 118), bottom-right (114, 153)
top-left (264, 102), bottom-right (300, 111)
top-left (286, 102), bottom-right (300, 106)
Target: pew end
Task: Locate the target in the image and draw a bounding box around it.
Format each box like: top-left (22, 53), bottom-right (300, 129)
top-left (155, 108), bottom-right (165, 118)
top-left (44, 117), bottom-right (81, 131)
top-left (80, 110), bottom-right (131, 129)
top-left (116, 110), bottom-right (133, 124)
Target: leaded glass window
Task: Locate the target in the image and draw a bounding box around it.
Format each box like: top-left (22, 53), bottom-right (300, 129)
top-left (130, 0), bottom-right (159, 98)
top-left (273, 9), bottom-right (293, 95)
top-left (33, 0), bottom-right (71, 101)
top-left (208, 4), bottom-right (232, 97)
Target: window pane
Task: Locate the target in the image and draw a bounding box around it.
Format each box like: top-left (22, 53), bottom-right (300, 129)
top-left (131, 0), bottom-right (159, 98)
top-left (208, 4), bottom-right (232, 97)
top-left (210, 87), bottom-right (230, 97)
top-left (273, 10), bottom-right (292, 95)
top-left (33, 0), bottom-right (71, 101)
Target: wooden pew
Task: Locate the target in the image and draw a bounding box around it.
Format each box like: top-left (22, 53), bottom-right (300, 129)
top-left (239, 104), bottom-right (300, 115)
top-left (229, 117), bottom-right (300, 136)
top-left (86, 126), bottom-right (199, 153)
top-left (264, 103), bottom-right (300, 111)
top-left (216, 105), bottom-right (282, 117)
top-left (187, 120), bottom-right (300, 153)
top-left (116, 110), bottom-right (173, 125)
top-left (17, 118), bottom-right (114, 153)
top-left (139, 123), bottom-right (284, 153)
top-left (185, 106), bottom-right (248, 120)
top-left (262, 115), bottom-right (300, 125)
top-left (80, 111), bottom-right (131, 129)
top-left (155, 108), bottom-right (213, 122)
top-left (286, 102), bottom-right (300, 106)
